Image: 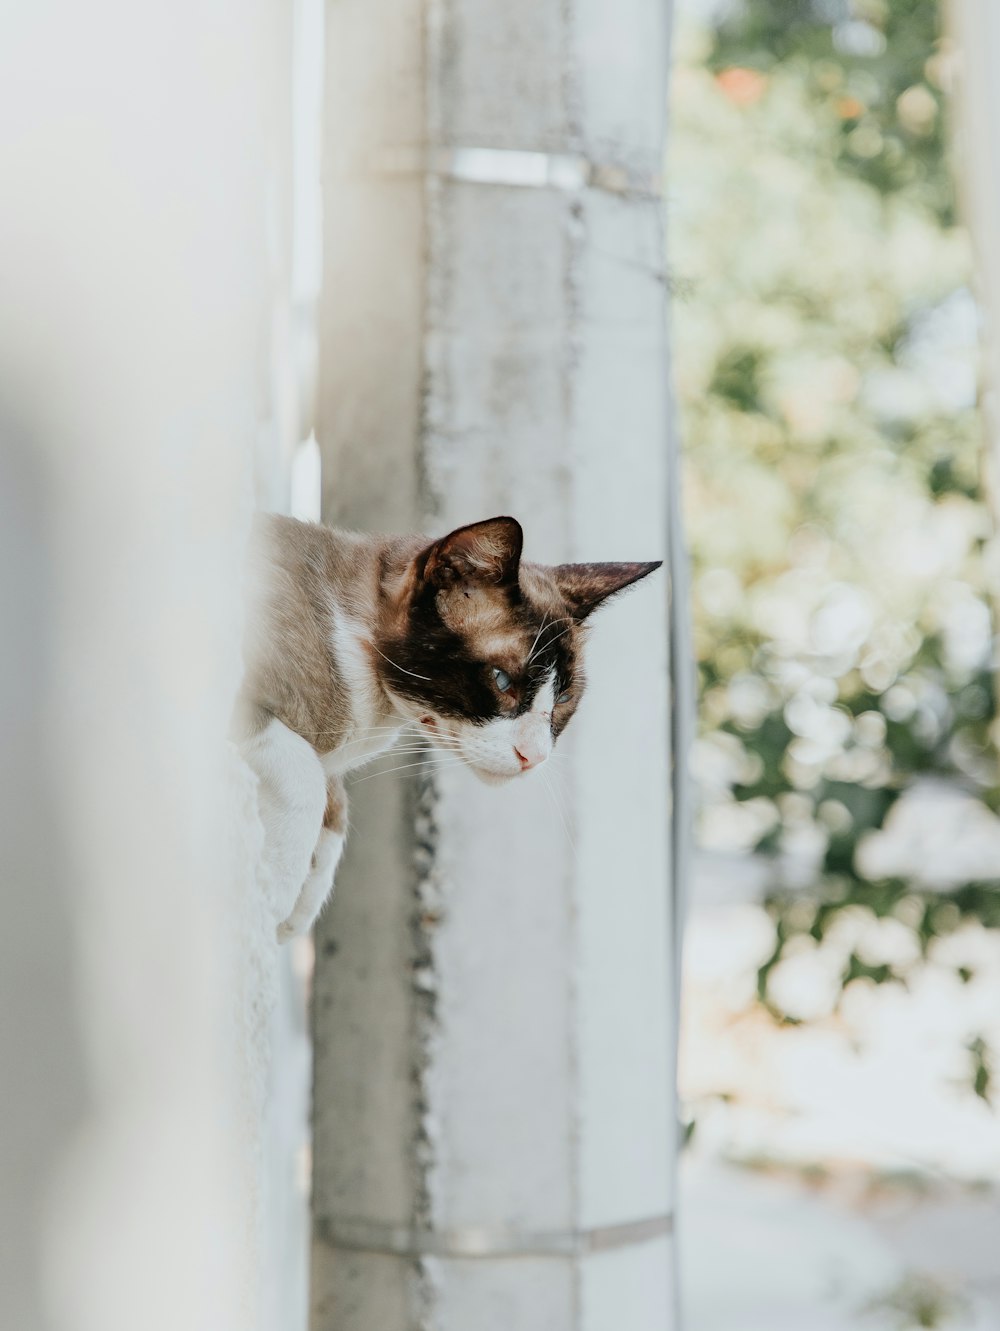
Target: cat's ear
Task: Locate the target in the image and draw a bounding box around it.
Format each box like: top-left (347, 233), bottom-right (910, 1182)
top-left (420, 516), bottom-right (523, 588)
top-left (553, 561), bottom-right (662, 620)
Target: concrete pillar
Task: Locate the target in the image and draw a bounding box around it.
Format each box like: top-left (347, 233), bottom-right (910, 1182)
top-left (949, 3), bottom-right (1000, 505)
top-left (313, 2), bottom-right (678, 1327)
top-left (948, 3), bottom-right (1000, 724)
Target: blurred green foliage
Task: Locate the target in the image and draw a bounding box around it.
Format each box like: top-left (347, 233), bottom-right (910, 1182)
top-left (712, 0), bottom-right (953, 218)
top-left (864, 1273), bottom-right (969, 1329)
top-left (671, 0), bottom-right (1000, 1076)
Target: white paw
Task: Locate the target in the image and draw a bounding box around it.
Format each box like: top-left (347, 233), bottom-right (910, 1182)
top-left (276, 919), bottom-right (300, 944)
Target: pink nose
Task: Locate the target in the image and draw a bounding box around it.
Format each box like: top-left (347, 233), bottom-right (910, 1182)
top-left (515, 746), bottom-right (541, 771)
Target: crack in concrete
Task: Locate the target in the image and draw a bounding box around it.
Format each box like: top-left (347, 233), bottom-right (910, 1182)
top-left (408, 769), bottom-right (444, 1329)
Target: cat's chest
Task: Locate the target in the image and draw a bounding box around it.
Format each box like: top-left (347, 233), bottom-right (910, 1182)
top-left (323, 609), bottom-right (404, 774)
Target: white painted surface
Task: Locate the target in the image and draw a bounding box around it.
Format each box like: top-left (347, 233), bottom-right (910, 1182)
top-left (430, 764), bottom-right (577, 1229)
top-left (434, 1258), bottom-right (576, 1331)
top-left (581, 1240), bottom-right (676, 1331)
top-left (0, 3), bottom-right (315, 1327)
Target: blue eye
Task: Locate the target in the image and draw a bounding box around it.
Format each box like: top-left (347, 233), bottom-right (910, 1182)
top-left (556, 690), bottom-right (571, 705)
top-left (492, 667), bottom-right (513, 692)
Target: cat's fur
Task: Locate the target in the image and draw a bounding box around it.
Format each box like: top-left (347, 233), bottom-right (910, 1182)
top-left (237, 513), bottom-right (660, 941)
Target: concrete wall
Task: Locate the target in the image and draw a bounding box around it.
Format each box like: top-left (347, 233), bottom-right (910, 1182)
top-left (949, 2), bottom-right (1000, 506)
top-left (313, 2), bottom-right (679, 1327)
top-left (0, 4), bottom-right (315, 1328)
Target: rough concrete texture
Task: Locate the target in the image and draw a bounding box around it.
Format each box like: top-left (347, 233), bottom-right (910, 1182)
top-left (313, 0), bottom-right (677, 1327)
top-left (312, 776), bottom-right (419, 1222)
top-left (432, 1257), bottom-right (577, 1331)
top-left (434, 3), bottom-right (570, 150)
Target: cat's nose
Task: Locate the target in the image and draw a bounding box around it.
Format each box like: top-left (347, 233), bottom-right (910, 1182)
top-left (514, 745), bottom-right (542, 771)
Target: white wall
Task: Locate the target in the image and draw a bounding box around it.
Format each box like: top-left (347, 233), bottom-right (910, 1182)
top-left (0, 4), bottom-right (315, 1328)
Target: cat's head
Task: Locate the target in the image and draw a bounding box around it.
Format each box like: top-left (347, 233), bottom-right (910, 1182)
top-left (377, 516), bottom-right (661, 784)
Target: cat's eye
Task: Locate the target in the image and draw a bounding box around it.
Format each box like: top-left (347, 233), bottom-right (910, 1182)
top-left (556, 689), bottom-right (571, 705)
top-left (492, 667), bottom-right (513, 692)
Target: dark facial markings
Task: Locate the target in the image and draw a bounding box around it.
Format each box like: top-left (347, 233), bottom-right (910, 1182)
top-left (380, 589), bottom-right (582, 731)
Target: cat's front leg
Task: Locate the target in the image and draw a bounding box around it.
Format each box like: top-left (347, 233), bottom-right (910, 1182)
top-left (276, 776), bottom-right (347, 942)
top-left (243, 716), bottom-right (327, 929)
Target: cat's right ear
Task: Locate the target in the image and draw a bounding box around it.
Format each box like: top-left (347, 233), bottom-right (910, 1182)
top-left (419, 516), bottom-right (523, 589)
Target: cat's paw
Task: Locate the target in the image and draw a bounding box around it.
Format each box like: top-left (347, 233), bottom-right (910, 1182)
top-left (276, 918), bottom-right (300, 944)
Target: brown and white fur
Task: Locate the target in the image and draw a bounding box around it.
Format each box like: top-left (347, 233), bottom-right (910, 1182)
top-left (236, 514), bottom-right (661, 941)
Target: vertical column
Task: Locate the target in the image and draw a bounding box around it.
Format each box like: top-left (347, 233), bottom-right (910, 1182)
top-left (948, 2), bottom-right (1000, 744)
top-left (311, 4), bottom-right (429, 1327)
top-left (312, 0), bottom-right (677, 1326)
top-left (949, 5), bottom-right (1000, 487)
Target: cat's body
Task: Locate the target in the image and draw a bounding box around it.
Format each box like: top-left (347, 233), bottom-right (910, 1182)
top-left (238, 513), bottom-right (660, 940)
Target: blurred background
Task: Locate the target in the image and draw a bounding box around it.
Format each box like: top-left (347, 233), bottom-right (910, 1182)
top-left (671, 2), bottom-right (1000, 1328)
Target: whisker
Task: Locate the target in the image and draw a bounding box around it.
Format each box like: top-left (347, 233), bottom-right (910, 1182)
top-left (348, 743), bottom-right (463, 758)
top-left (525, 613), bottom-right (549, 665)
top-left (369, 642), bottom-right (433, 681)
top-left (348, 755), bottom-right (467, 785)
top-left (531, 620), bottom-right (575, 662)
top-left (526, 617), bottom-right (574, 667)
top-left (293, 722), bottom-right (417, 744)
top-left (347, 749), bottom-right (433, 758)
top-left (541, 768), bottom-right (576, 856)
top-left (364, 732), bottom-right (466, 749)
top-left (321, 733), bottom-right (406, 747)
top-left (332, 726), bottom-right (416, 746)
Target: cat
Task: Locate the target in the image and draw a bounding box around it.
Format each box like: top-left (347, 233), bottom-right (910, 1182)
top-left (236, 513), bottom-right (661, 942)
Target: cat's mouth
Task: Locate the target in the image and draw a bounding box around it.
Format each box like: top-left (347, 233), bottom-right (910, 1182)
top-left (417, 714), bottom-right (529, 783)
top-left (455, 747), bottom-right (539, 784)
top-left (465, 763), bottom-right (522, 786)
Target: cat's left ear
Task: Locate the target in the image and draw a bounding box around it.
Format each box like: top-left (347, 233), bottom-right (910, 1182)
top-left (420, 516), bottom-right (523, 588)
top-left (554, 560), bottom-right (662, 620)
